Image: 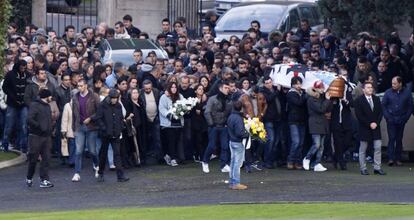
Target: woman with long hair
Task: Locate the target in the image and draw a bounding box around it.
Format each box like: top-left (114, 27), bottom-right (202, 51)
top-left (199, 75), bottom-right (210, 93)
top-left (158, 82), bottom-right (184, 166)
top-left (191, 84), bottom-right (208, 162)
top-left (45, 50), bottom-right (56, 68)
top-left (75, 39), bottom-right (88, 59)
top-left (239, 77), bottom-right (251, 95)
top-left (82, 63), bottom-right (95, 86)
top-left (125, 88), bottom-right (147, 166)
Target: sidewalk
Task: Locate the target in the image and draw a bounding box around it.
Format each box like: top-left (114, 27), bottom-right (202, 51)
top-left (1, 160), bottom-right (414, 212)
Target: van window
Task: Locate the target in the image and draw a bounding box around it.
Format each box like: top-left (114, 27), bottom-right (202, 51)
top-left (288, 9), bottom-right (300, 31)
top-left (279, 15), bottom-right (288, 32)
top-left (311, 6), bottom-right (324, 25)
top-left (299, 6), bottom-right (316, 26)
top-left (215, 4), bottom-right (287, 33)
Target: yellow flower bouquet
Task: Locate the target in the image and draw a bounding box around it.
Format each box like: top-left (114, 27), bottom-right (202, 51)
top-left (243, 117), bottom-right (267, 143)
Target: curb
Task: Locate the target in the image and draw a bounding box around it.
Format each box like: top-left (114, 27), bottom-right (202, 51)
top-left (0, 150), bottom-right (26, 170)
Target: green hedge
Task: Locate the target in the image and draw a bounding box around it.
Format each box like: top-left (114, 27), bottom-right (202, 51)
top-left (0, 0), bottom-right (13, 78)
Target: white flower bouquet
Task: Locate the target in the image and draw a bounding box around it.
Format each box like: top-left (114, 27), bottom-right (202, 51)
top-left (169, 97), bottom-right (199, 119)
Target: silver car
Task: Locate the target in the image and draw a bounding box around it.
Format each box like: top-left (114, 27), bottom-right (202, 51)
top-left (215, 0), bottom-right (317, 16)
top-left (99, 39), bottom-right (168, 66)
top-left (215, 1), bottom-right (324, 41)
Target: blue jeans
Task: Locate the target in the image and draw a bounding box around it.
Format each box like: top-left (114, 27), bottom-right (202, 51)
top-left (229, 141), bottom-right (245, 186)
top-left (387, 122), bottom-right (405, 161)
top-left (2, 106), bottom-right (28, 152)
top-left (263, 122), bottom-right (281, 166)
top-left (74, 124), bottom-right (98, 173)
top-left (68, 138), bottom-right (76, 165)
top-left (305, 134), bottom-right (326, 166)
top-left (288, 124), bottom-right (306, 163)
top-left (203, 127), bottom-right (229, 168)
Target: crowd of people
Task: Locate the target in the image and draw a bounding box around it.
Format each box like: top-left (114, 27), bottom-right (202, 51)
top-left (3, 11), bottom-right (414, 189)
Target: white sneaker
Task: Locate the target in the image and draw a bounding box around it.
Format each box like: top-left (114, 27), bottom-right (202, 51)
top-left (72, 173), bottom-right (80, 182)
top-left (221, 165), bottom-right (231, 173)
top-left (210, 154), bottom-right (218, 160)
top-left (314, 163), bottom-right (327, 172)
top-left (95, 166), bottom-right (99, 178)
top-left (303, 158), bottom-right (310, 171)
top-left (109, 165), bottom-right (116, 169)
top-left (164, 155), bottom-right (172, 166)
top-left (202, 162), bottom-right (210, 173)
top-left (170, 159), bottom-right (178, 167)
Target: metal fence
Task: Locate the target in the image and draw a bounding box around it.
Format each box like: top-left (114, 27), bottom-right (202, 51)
top-left (167, 0), bottom-right (203, 36)
top-left (46, 0), bottom-right (98, 36)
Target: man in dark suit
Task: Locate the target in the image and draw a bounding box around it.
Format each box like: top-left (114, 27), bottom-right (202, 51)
top-left (355, 82), bottom-right (385, 175)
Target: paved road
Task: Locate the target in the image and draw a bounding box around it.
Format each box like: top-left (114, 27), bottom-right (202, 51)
top-left (1, 159), bottom-right (414, 212)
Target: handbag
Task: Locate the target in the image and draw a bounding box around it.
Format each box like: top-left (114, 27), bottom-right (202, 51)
top-left (61, 137), bottom-right (69, 156)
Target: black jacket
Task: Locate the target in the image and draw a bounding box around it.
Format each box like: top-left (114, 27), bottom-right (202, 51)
top-left (93, 98), bottom-right (125, 138)
top-left (227, 111), bottom-right (249, 142)
top-left (27, 99), bottom-right (52, 137)
top-left (286, 88), bottom-right (307, 124)
top-left (125, 98), bottom-right (146, 129)
top-left (139, 88), bottom-right (161, 122)
top-left (2, 62), bottom-right (30, 108)
top-left (55, 85), bottom-right (71, 112)
top-left (331, 88), bottom-right (354, 130)
top-left (126, 26), bottom-right (141, 38)
top-left (355, 95), bottom-right (383, 141)
top-left (204, 92), bottom-right (232, 127)
top-left (24, 77), bottom-right (56, 107)
top-left (141, 72), bottom-right (161, 90)
top-left (260, 86), bottom-right (282, 123)
top-left (191, 99), bottom-right (208, 131)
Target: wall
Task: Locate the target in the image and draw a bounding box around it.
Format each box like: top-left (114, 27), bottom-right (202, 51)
top-left (98, 0), bottom-right (168, 38)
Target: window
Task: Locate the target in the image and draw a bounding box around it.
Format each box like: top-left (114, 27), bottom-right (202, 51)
top-left (288, 9), bottom-right (300, 31)
top-left (279, 15), bottom-right (288, 33)
top-left (215, 5), bottom-right (287, 33)
top-left (299, 6), bottom-right (316, 26)
top-left (310, 6), bottom-right (324, 25)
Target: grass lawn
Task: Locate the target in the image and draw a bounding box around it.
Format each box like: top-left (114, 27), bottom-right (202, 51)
top-left (1, 203), bottom-right (414, 220)
top-left (0, 152), bottom-right (18, 162)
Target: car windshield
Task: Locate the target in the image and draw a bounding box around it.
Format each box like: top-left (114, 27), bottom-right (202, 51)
top-left (215, 4), bottom-right (287, 33)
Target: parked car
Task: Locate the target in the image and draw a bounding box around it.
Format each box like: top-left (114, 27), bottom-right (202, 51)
top-left (99, 39), bottom-right (168, 66)
top-left (215, 0), bottom-right (317, 16)
top-left (215, 1), bottom-right (324, 40)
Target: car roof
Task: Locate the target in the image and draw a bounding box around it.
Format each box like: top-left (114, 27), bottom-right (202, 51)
top-left (104, 39), bottom-right (158, 50)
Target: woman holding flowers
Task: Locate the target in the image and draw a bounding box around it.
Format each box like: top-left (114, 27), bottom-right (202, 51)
top-left (159, 82), bottom-right (184, 167)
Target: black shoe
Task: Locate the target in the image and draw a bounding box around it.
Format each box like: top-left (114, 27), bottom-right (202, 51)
top-left (339, 163), bottom-right (347, 171)
top-left (374, 169), bottom-right (386, 175)
top-left (97, 174), bottom-right (104, 182)
top-left (117, 176), bottom-right (130, 182)
top-left (332, 161), bottom-right (338, 170)
top-left (360, 170), bottom-right (369, 175)
top-left (263, 164), bottom-right (275, 169)
top-left (245, 165), bottom-right (252, 173)
top-left (251, 163), bottom-right (263, 171)
top-left (39, 180), bottom-right (54, 188)
top-left (26, 179), bottom-right (33, 187)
